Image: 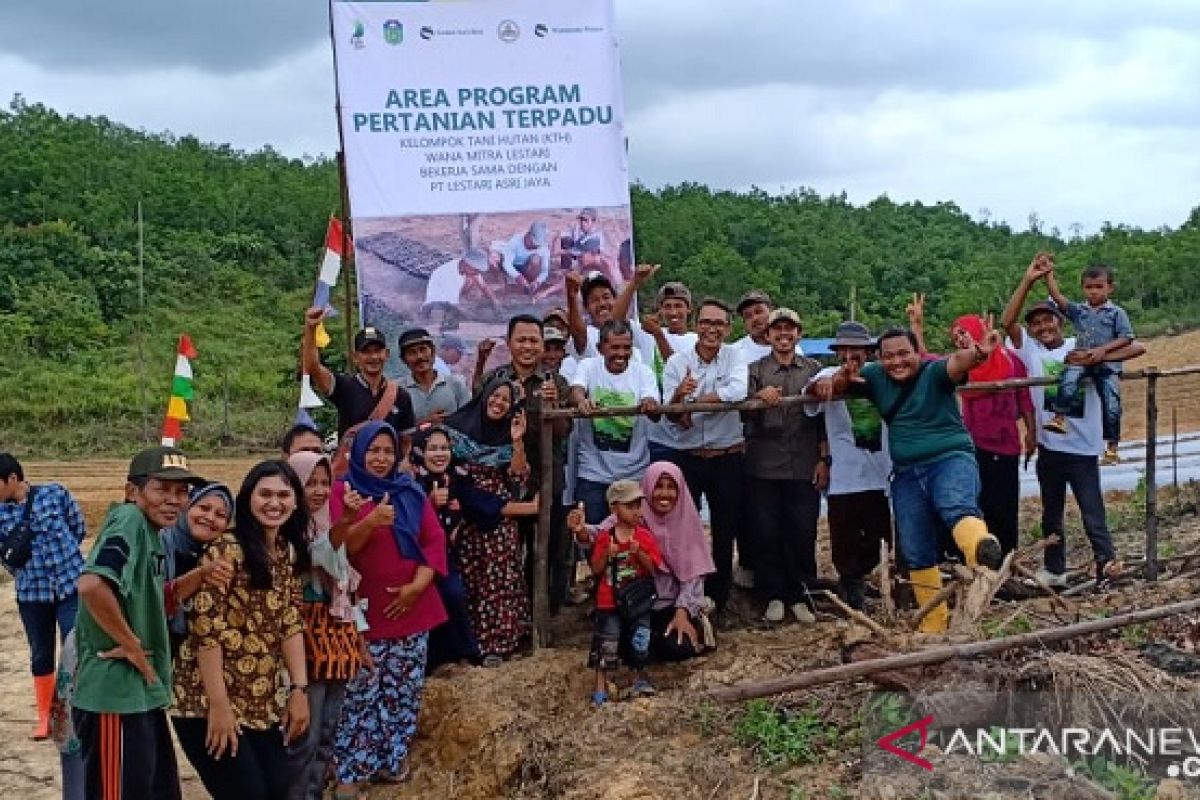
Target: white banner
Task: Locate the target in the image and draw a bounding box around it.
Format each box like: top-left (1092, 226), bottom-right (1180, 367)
top-left (331, 0), bottom-right (634, 376)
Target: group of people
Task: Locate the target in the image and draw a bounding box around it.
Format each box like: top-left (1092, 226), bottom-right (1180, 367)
top-left (0, 249), bottom-right (1143, 797)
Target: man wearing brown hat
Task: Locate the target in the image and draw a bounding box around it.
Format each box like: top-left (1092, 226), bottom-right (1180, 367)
top-left (742, 308), bottom-right (827, 624)
top-left (302, 308), bottom-right (416, 438)
top-left (805, 321), bottom-right (893, 610)
top-left (72, 447), bottom-right (206, 800)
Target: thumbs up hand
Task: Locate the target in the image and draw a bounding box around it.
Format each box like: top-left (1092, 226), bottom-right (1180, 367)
top-left (368, 492), bottom-right (395, 527)
top-left (675, 366), bottom-right (698, 403)
top-left (567, 501), bottom-right (589, 542)
top-left (430, 477), bottom-right (449, 508)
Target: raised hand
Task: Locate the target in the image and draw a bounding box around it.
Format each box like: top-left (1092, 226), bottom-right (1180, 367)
top-left (905, 293), bottom-right (926, 327)
top-left (304, 307), bottom-right (329, 330)
top-left (368, 492), bottom-right (395, 527)
top-left (430, 477), bottom-right (449, 509)
top-left (477, 338), bottom-right (497, 365)
top-left (343, 485), bottom-right (367, 516)
top-left (1026, 253), bottom-right (1053, 282)
top-left (510, 409), bottom-right (527, 441)
top-left (641, 313), bottom-right (663, 337)
top-left (633, 262), bottom-right (661, 286)
top-left (565, 270), bottom-right (584, 296)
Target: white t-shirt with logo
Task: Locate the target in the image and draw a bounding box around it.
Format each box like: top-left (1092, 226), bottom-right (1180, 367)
top-left (807, 366), bottom-right (892, 495)
top-left (569, 357), bottom-right (661, 483)
top-left (1010, 332), bottom-right (1103, 457)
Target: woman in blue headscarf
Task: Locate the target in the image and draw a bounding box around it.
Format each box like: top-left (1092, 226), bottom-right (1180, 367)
top-left (329, 421), bottom-right (446, 794)
top-left (161, 483), bottom-right (235, 654)
top-left (444, 377), bottom-right (536, 666)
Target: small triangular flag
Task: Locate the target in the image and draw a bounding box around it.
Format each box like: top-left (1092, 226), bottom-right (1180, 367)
top-left (314, 321), bottom-right (332, 350)
top-left (178, 334), bottom-right (198, 360)
top-left (295, 407), bottom-right (318, 429)
top-left (166, 396), bottom-right (190, 421)
top-left (299, 373), bottom-right (324, 408)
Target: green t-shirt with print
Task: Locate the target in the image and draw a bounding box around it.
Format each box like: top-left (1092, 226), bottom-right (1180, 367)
top-left (856, 359), bottom-right (974, 467)
top-left (72, 503), bottom-right (173, 714)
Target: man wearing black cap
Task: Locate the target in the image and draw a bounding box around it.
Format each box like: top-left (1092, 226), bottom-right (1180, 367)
top-left (1001, 254), bottom-right (1143, 591)
top-left (397, 326), bottom-right (469, 424)
top-left (302, 307), bottom-right (416, 438)
top-left (805, 321), bottom-right (893, 610)
top-left (72, 447), bottom-right (205, 800)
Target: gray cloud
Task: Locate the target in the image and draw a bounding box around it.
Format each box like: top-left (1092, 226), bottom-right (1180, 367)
top-left (0, 1), bottom-right (327, 73)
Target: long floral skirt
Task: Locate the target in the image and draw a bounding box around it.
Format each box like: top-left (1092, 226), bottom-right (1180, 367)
top-left (457, 518), bottom-right (530, 657)
top-left (332, 633), bottom-right (428, 785)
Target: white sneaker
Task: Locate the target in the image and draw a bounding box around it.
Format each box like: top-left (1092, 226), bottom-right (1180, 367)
top-left (733, 566), bottom-right (756, 589)
top-left (764, 600), bottom-right (785, 622)
top-left (1033, 568), bottom-right (1068, 589)
top-left (791, 603), bottom-right (816, 624)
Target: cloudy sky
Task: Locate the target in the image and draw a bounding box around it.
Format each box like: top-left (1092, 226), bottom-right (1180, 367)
top-left (3, 1), bottom-right (1198, 233)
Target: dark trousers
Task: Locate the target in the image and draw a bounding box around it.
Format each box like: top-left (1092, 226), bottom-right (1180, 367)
top-left (1057, 363), bottom-right (1122, 442)
top-left (827, 490), bottom-right (892, 580)
top-left (752, 478), bottom-right (820, 606)
top-left (678, 451), bottom-right (744, 610)
top-left (18, 591), bottom-right (78, 676)
top-left (588, 610), bottom-right (652, 671)
top-left (173, 716), bottom-right (290, 800)
top-left (649, 606), bottom-right (707, 662)
top-left (976, 449), bottom-right (1020, 555)
top-left (286, 680), bottom-right (347, 800)
top-left (428, 567), bottom-right (481, 669)
top-left (1036, 445), bottom-right (1116, 574)
top-left (74, 708), bottom-right (181, 800)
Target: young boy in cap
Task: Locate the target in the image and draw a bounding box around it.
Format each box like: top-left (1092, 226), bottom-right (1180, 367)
top-left (72, 446), bottom-right (205, 800)
top-left (587, 479), bottom-right (662, 707)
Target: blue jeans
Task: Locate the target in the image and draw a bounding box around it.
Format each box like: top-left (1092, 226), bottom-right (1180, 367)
top-left (891, 452), bottom-right (981, 571)
top-left (17, 592), bottom-right (78, 676)
top-left (1057, 363), bottom-right (1122, 442)
top-left (1036, 446), bottom-right (1115, 574)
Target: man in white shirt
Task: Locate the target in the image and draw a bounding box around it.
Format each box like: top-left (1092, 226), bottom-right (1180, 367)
top-left (498, 222), bottom-right (552, 291)
top-left (639, 280), bottom-right (699, 466)
top-left (568, 319), bottom-right (661, 523)
top-left (734, 290), bottom-right (774, 364)
top-left (806, 321), bottom-right (893, 610)
top-left (662, 299), bottom-right (748, 612)
top-left (1001, 256), bottom-right (1143, 591)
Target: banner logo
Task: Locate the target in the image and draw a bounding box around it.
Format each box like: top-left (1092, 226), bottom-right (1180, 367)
top-left (420, 25), bottom-right (435, 40)
top-left (497, 19), bottom-right (520, 43)
top-left (350, 20), bottom-right (366, 50)
top-left (534, 23), bottom-right (549, 38)
top-left (877, 714), bottom-right (935, 771)
top-left (383, 20), bottom-right (403, 46)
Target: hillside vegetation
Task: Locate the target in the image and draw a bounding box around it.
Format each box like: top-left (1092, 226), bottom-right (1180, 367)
top-left (2, 96), bottom-right (1199, 455)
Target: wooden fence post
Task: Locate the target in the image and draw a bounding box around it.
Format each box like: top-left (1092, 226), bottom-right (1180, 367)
top-left (530, 394), bottom-right (554, 648)
top-left (1145, 367), bottom-right (1159, 581)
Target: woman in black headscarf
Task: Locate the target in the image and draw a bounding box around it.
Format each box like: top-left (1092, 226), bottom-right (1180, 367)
top-left (443, 378), bottom-right (536, 665)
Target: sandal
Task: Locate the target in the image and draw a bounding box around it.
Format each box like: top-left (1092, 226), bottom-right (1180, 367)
top-left (590, 690), bottom-right (609, 708)
top-left (629, 678), bottom-right (657, 697)
top-left (374, 760), bottom-right (411, 784)
top-left (481, 654), bottom-right (503, 668)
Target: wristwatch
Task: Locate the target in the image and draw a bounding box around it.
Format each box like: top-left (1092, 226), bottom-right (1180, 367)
top-left (288, 683), bottom-right (309, 695)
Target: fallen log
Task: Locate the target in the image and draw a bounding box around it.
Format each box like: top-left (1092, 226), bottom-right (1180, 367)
top-left (708, 597), bottom-right (1200, 702)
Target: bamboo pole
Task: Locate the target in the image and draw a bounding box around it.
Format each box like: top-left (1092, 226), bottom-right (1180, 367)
top-left (709, 597), bottom-right (1200, 702)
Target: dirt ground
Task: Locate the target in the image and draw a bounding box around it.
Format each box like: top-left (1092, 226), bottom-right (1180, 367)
top-left (5, 452), bottom-right (1200, 797)
top-left (1120, 328), bottom-right (1200, 441)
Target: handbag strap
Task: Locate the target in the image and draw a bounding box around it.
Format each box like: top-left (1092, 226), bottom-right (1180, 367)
top-left (20, 486), bottom-right (37, 527)
top-left (368, 379), bottom-right (399, 422)
top-left (880, 362), bottom-right (927, 425)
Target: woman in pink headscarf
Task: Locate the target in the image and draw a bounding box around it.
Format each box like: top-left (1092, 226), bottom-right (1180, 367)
top-left (950, 315), bottom-right (1037, 557)
top-left (639, 462), bottom-right (717, 662)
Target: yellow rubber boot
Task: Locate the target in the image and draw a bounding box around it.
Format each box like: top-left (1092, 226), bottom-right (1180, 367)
top-left (952, 517), bottom-right (1003, 570)
top-left (909, 567), bottom-right (948, 633)
top-left (31, 673), bottom-right (55, 740)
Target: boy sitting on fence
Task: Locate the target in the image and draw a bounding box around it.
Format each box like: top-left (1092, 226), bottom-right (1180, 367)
top-left (1043, 255), bottom-right (1135, 465)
